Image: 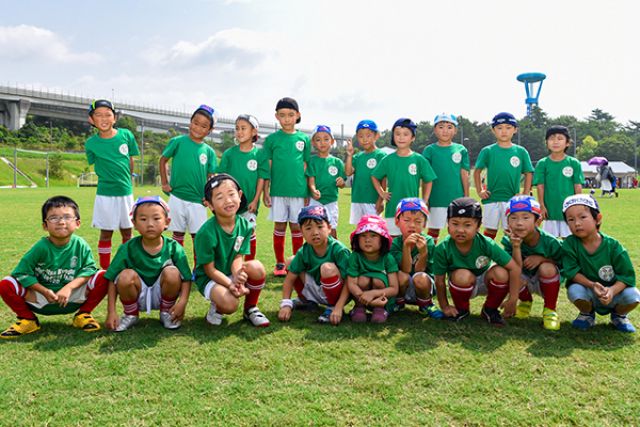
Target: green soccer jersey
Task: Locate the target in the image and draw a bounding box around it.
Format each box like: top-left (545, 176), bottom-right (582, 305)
top-left (104, 236), bottom-right (192, 287)
top-left (372, 152), bottom-right (437, 218)
top-left (390, 232), bottom-right (436, 275)
top-left (288, 237), bottom-right (351, 284)
top-left (306, 155), bottom-right (347, 205)
top-left (218, 145), bottom-right (269, 214)
top-left (562, 233), bottom-right (636, 288)
top-left (533, 155), bottom-right (584, 221)
top-left (351, 149), bottom-right (387, 204)
top-left (433, 234), bottom-right (513, 277)
top-left (346, 252), bottom-right (399, 287)
top-left (162, 135), bottom-right (218, 204)
top-left (475, 143), bottom-right (534, 204)
top-left (12, 235), bottom-right (98, 292)
top-left (263, 130), bottom-right (311, 198)
top-left (193, 215), bottom-right (252, 295)
top-left (501, 228), bottom-right (562, 276)
top-left (422, 143), bottom-right (470, 208)
top-left (85, 128), bottom-right (139, 196)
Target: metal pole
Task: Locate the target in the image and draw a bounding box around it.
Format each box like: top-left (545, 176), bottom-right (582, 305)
top-left (46, 152), bottom-right (49, 188)
top-left (13, 145), bottom-right (17, 188)
top-left (140, 121), bottom-right (145, 186)
top-left (572, 128), bottom-right (577, 157)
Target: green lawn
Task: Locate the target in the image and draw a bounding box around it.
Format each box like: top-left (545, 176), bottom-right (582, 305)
top-left (0, 187), bottom-right (639, 426)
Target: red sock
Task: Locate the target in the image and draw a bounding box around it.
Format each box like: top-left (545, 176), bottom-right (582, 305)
top-left (122, 234), bottom-right (131, 244)
top-left (396, 297), bottom-right (406, 306)
top-left (0, 277), bottom-right (36, 319)
top-left (172, 232), bottom-right (185, 246)
top-left (273, 229), bottom-right (286, 264)
top-left (416, 296), bottom-right (433, 308)
top-left (160, 296), bottom-right (176, 313)
top-left (540, 274), bottom-right (561, 310)
top-left (291, 231), bottom-right (303, 255)
top-left (246, 234), bottom-right (257, 261)
top-left (77, 271), bottom-right (108, 313)
top-left (484, 279), bottom-right (509, 309)
top-left (427, 229), bottom-right (440, 244)
top-left (320, 275), bottom-right (343, 306)
top-left (244, 277), bottom-right (265, 310)
top-left (449, 281), bottom-right (473, 311)
top-left (483, 229), bottom-right (497, 240)
top-left (98, 239), bottom-right (112, 270)
top-left (519, 286), bottom-right (533, 302)
top-left (121, 298), bottom-right (139, 316)
top-left (294, 277), bottom-right (305, 298)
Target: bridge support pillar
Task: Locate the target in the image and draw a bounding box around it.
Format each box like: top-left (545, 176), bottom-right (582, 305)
top-left (0, 99), bottom-right (31, 130)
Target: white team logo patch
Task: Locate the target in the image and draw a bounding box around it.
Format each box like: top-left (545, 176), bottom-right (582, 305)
top-left (247, 159), bottom-right (258, 171)
top-left (510, 156), bottom-right (520, 168)
top-left (562, 166), bottom-right (574, 177)
top-left (598, 265), bottom-right (615, 282)
top-left (408, 164), bottom-right (417, 175)
top-left (199, 154), bottom-right (208, 165)
top-left (70, 256), bottom-right (78, 269)
top-left (452, 152), bottom-right (462, 164)
top-left (475, 256), bottom-right (490, 269)
top-left (366, 159), bottom-right (378, 169)
top-left (295, 140), bottom-right (305, 151)
top-left (328, 166), bottom-right (338, 176)
top-left (234, 236), bottom-right (245, 252)
top-left (119, 144), bottom-right (129, 156)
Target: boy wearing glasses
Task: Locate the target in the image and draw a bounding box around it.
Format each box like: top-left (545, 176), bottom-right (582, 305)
top-left (0, 196), bottom-right (108, 338)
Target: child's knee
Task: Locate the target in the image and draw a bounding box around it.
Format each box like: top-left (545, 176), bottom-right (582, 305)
top-left (538, 262), bottom-right (558, 278)
top-left (212, 290), bottom-right (239, 314)
top-left (372, 278), bottom-right (385, 290)
top-left (117, 269), bottom-right (140, 288)
top-left (160, 266), bottom-right (181, 285)
top-left (357, 276), bottom-right (371, 289)
top-left (244, 260), bottom-right (266, 280)
top-left (413, 273), bottom-right (432, 292)
top-left (487, 265), bottom-right (508, 283)
top-left (319, 262), bottom-right (340, 279)
top-left (397, 271), bottom-right (410, 288)
top-left (450, 269), bottom-right (475, 287)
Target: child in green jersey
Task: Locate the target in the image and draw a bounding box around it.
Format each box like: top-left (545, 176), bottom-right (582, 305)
top-left (160, 105), bottom-right (218, 261)
top-left (372, 118), bottom-right (437, 237)
top-left (534, 125), bottom-right (584, 238)
top-left (195, 174), bottom-right (270, 327)
top-left (502, 195), bottom-right (563, 330)
top-left (307, 125), bottom-right (346, 238)
top-left (0, 196), bottom-right (108, 338)
top-left (433, 197), bottom-right (521, 326)
top-left (345, 120), bottom-right (387, 224)
top-left (422, 113), bottom-right (470, 243)
top-left (473, 112), bottom-right (534, 240)
top-left (278, 205), bottom-right (351, 325)
top-left (347, 215), bottom-right (399, 323)
top-left (562, 195), bottom-right (639, 332)
top-left (85, 99), bottom-right (139, 269)
top-left (105, 196), bottom-right (192, 332)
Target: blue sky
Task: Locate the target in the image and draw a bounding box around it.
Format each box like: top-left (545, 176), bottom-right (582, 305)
top-left (2, 0), bottom-right (638, 134)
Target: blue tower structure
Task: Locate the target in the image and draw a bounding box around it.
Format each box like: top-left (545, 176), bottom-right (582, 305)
top-left (517, 72), bottom-right (546, 116)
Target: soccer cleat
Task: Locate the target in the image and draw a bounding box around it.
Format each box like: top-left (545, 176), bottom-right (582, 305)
top-left (273, 263), bottom-right (287, 277)
top-left (610, 313), bottom-right (636, 333)
top-left (481, 306), bottom-right (506, 327)
top-left (0, 318), bottom-right (40, 339)
top-left (72, 312), bottom-right (101, 332)
top-left (205, 306), bottom-right (223, 326)
top-left (317, 307), bottom-right (333, 324)
top-left (350, 306), bottom-right (367, 323)
top-left (159, 311), bottom-right (181, 330)
top-left (370, 307), bottom-right (388, 324)
top-left (114, 314), bottom-right (139, 332)
top-left (445, 309), bottom-right (470, 322)
top-left (244, 306), bottom-right (270, 327)
top-left (419, 304), bottom-right (444, 319)
top-left (515, 301), bottom-right (532, 319)
top-left (572, 312), bottom-right (595, 330)
top-left (542, 308), bottom-right (560, 330)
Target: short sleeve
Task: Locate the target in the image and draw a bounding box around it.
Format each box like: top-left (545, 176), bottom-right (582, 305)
top-left (460, 147), bottom-right (470, 171)
top-left (105, 243), bottom-right (129, 282)
top-left (432, 243), bottom-right (449, 276)
top-left (194, 227), bottom-right (217, 266)
top-left (162, 138), bottom-right (178, 158)
top-left (475, 147), bottom-right (488, 169)
top-left (126, 130), bottom-right (140, 156)
top-left (533, 159), bottom-right (546, 185)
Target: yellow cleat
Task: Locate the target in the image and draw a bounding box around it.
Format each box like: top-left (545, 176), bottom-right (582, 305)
top-left (542, 308), bottom-right (560, 331)
top-left (0, 318), bottom-right (40, 339)
top-left (72, 312), bottom-right (101, 332)
top-left (515, 301), bottom-right (532, 319)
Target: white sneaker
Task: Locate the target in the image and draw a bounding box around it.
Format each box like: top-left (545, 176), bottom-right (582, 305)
top-left (159, 311), bottom-right (181, 330)
top-left (205, 306), bottom-right (223, 326)
top-left (243, 306), bottom-right (270, 327)
top-left (114, 314), bottom-right (139, 332)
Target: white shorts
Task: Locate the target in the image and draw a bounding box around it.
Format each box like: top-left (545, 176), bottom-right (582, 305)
top-left (300, 274), bottom-right (329, 306)
top-left (350, 203), bottom-right (377, 225)
top-left (428, 207), bottom-right (448, 230)
top-left (520, 273), bottom-right (543, 296)
top-left (542, 220), bottom-right (571, 238)
top-left (203, 274), bottom-right (233, 306)
top-left (240, 211), bottom-right (257, 230)
top-left (402, 272), bottom-right (435, 303)
top-left (385, 217), bottom-right (402, 237)
top-left (448, 272), bottom-right (488, 299)
top-left (482, 202), bottom-right (509, 231)
top-left (115, 271), bottom-right (165, 314)
top-left (167, 195), bottom-right (208, 234)
top-left (92, 195), bottom-right (134, 230)
top-left (309, 199), bottom-right (339, 228)
top-left (268, 196), bottom-right (305, 223)
top-left (29, 282), bottom-right (90, 309)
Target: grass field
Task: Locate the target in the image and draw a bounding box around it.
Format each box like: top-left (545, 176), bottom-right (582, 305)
top-left (0, 187), bottom-right (639, 426)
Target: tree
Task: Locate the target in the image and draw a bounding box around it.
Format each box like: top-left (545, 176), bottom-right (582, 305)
top-left (116, 115), bottom-right (138, 134)
top-left (577, 135), bottom-right (598, 161)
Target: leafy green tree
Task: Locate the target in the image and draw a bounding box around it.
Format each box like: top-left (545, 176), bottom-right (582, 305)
top-left (577, 135), bottom-right (598, 161)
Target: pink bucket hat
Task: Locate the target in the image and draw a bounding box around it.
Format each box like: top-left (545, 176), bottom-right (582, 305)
top-left (350, 214), bottom-right (393, 252)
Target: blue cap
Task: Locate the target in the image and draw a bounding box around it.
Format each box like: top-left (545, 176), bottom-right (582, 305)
top-left (192, 104), bottom-right (217, 127)
top-left (356, 120), bottom-right (378, 133)
top-left (395, 197), bottom-right (429, 220)
top-left (506, 195), bottom-right (541, 217)
top-left (391, 118), bottom-right (417, 146)
top-left (89, 99), bottom-right (115, 115)
top-left (131, 195), bottom-right (170, 217)
top-left (298, 205), bottom-right (330, 224)
top-left (433, 113), bottom-right (458, 127)
top-left (312, 125), bottom-right (333, 138)
top-left (492, 112), bottom-right (518, 128)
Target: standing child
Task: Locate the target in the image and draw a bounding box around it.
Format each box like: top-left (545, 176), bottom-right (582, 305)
top-left (159, 105), bottom-right (218, 260)
top-left (501, 195), bottom-right (563, 330)
top-left (345, 119), bottom-right (387, 224)
top-left (422, 113), bottom-right (470, 243)
top-left (194, 174), bottom-right (270, 327)
top-left (390, 198), bottom-right (443, 318)
top-left (104, 196), bottom-right (192, 332)
top-left (0, 196), bottom-right (108, 338)
top-left (473, 112), bottom-right (534, 240)
top-left (307, 125), bottom-right (347, 238)
top-left (263, 97), bottom-right (311, 276)
top-left (562, 195), bottom-right (639, 332)
top-left (347, 215), bottom-right (399, 324)
top-left (534, 125), bottom-right (584, 238)
top-left (433, 197), bottom-right (522, 326)
top-left (372, 118), bottom-right (437, 236)
top-left (278, 206), bottom-right (351, 325)
top-left (85, 99), bottom-right (139, 269)
top-left (217, 114), bottom-right (269, 260)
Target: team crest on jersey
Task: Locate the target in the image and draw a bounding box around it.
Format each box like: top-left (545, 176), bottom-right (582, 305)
top-left (510, 156), bottom-right (520, 168)
top-left (366, 158), bottom-right (378, 169)
top-left (475, 256), bottom-right (490, 269)
top-left (296, 140), bottom-right (305, 151)
top-left (199, 154), bottom-right (208, 165)
top-left (562, 166), bottom-right (574, 177)
top-left (119, 144), bottom-right (129, 156)
top-left (247, 159), bottom-right (258, 171)
top-left (598, 265), bottom-right (615, 282)
top-left (234, 236), bottom-right (245, 252)
top-left (328, 166), bottom-right (338, 176)
top-left (70, 256), bottom-right (78, 269)
top-left (452, 152), bottom-right (462, 164)
top-left (408, 164), bottom-right (417, 175)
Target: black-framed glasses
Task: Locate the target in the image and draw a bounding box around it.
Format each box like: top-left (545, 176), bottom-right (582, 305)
top-left (46, 215), bottom-right (77, 223)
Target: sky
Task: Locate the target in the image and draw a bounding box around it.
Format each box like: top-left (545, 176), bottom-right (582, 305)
top-left (1, 0), bottom-right (638, 134)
